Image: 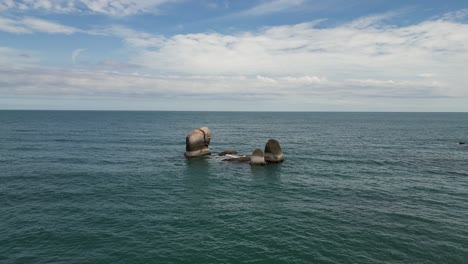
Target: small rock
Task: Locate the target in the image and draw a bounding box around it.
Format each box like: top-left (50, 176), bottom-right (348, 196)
top-left (264, 139), bottom-right (284, 163)
top-left (185, 127), bottom-right (211, 157)
top-left (223, 156), bottom-right (251, 162)
top-left (250, 149), bottom-right (266, 165)
top-left (459, 142), bottom-right (466, 145)
top-left (217, 150), bottom-right (238, 156)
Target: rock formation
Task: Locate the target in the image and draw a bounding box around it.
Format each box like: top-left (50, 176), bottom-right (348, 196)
top-left (185, 127), bottom-right (211, 157)
top-left (250, 149), bottom-right (266, 165)
top-left (217, 150), bottom-right (238, 156)
top-left (264, 139), bottom-right (284, 163)
top-left (223, 156), bottom-right (251, 162)
top-left (184, 129), bottom-right (285, 164)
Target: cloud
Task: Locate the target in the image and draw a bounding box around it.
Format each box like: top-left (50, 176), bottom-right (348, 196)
top-left (240, 0), bottom-right (304, 16)
top-left (22, 17), bottom-right (78, 34)
top-left (0, 46), bottom-right (38, 65)
top-left (91, 25), bottom-right (166, 47)
top-left (0, 16), bottom-right (79, 34)
top-left (204, 0), bottom-right (229, 9)
top-left (344, 11), bottom-right (398, 29)
top-left (438, 8), bottom-right (468, 22)
top-left (0, 0), bottom-right (174, 16)
top-left (71, 48), bottom-right (86, 64)
top-left (79, 0), bottom-right (173, 16)
top-left (418, 73), bottom-right (434, 78)
top-left (0, 0), bottom-right (74, 13)
top-left (0, 17), bottom-right (32, 33)
top-left (0, 0), bottom-right (306, 17)
top-left (125, 15), bottom-right (468, 95)
top-left (96, 60), bottom-right (142, 70)
top-left (0, 64), bottom-right (462, 101)
top-left (1, 10), bottom-right (468, 110)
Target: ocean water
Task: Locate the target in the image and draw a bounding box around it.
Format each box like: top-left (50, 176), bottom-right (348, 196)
top-left (1, 111), bottom-right (467, 264)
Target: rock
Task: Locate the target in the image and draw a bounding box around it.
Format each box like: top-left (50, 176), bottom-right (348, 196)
top-left (264, 139), bottom-right (284, 163)
top-left (459, 142), bottom-right (466, 145)
top-left (223, 156), bottom-right (251, 162)
top-left (250, 149), bottom-right (266, 165)
top-left (217, 150), bottom-right (238, 156)
top-left (185, 127), bottom-right (211, 157)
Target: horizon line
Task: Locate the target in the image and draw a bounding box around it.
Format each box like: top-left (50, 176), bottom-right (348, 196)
top-left (1, 109), bottom-right (468, 113)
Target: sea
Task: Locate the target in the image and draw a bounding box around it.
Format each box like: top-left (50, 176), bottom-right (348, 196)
top-left (1, 111), bottom-right (467, 264)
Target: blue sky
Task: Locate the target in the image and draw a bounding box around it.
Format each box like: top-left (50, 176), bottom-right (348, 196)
top-left (1, 0), bottom-right (467, 111)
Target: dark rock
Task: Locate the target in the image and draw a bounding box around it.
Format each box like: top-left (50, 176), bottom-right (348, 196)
top-left (185, 127), bottom-right (211, 157)
top-left (217, 150), bottom-right (238, 156)
top-left (250, 148), bottom-right (266, 165)
top-left (459, 142), bottom-right (466, 145)
top-left (264, 139), bottom-right (284, 163)
top-left (223, 156), bottom-right (251, 162)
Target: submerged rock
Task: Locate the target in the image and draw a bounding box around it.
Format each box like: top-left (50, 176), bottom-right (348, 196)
top-left (185, 127), bottom-right (211, 157)
top-left (250, 149), bottom-right (266, 165)
top-left (264, 139), bottom-right (284, 163)
top-left (223, 156), bottom-right (251, 162)
top-left (217, 150), bottom-right (238, 156)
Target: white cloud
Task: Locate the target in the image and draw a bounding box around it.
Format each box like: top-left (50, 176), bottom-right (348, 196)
top-left (96, 60), bottom-right (142, 70)
top-left (91, 25), bottom-right (166, 47)
top-left (0, 17), bottom-right (32, 33)
top-left (1, 10), bottom-right (468, 110)
top-left (0, 0), bottom-right (173, 16)
top-left (418, 73), bottom-right (434, 78)
top-left (344, 12), bottom-right (397, 29)
top-left (0, 16), bottom-right (78, 34)
top-left (0, 0), bottom-right (75, 12)
top-left (80, 0), bottom-right (173, 16)
top-left (438, 8), bottom-right (468, 22)
top-left (0, 0), bottom-right (304, 17)
top-left (241, 0), bottom-right (305, 16)
top-left (22, 17), bottom-right (78, 34)
top-left (0, 65), bottom-right (463, 101)
top-left (204, 0), bottom-right (229, 9)
top-left (71, 48), bottom-right (86, 64)
top-left (126, 15), bottom-right (468, 94)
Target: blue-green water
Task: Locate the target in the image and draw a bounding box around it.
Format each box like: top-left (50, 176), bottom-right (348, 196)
top-left (1, 111), bottom-right (467, 263)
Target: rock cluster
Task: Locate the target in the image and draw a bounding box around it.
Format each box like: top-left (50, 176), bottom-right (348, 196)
top-left (184, 127), bottom-right (211, 157)
top-left (184, 127), bottom-right (284, 165)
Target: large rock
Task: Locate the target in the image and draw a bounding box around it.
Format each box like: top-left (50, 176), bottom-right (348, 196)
top-left (185, 127), bottom-right (211, 157)
top-left (264, 139), bottom-right (284, 163)
top-left (250, 149), bottom-right (266, 165)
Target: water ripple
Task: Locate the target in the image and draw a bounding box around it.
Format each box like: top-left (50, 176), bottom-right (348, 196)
top-left (1, 111), bottom-right (468, 263)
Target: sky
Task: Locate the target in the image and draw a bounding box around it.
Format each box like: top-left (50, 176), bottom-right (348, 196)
top-left (0, 0), bottom-right (468, 111)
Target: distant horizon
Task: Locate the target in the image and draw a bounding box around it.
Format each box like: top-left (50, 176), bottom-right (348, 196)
top-left (2, 109), bottom-right (468, 113)
top-left (1, 1), bottom-right (468, 111)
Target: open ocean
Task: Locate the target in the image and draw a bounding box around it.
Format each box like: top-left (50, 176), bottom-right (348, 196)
top-left (1, 110), bottom-right (467, 263)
